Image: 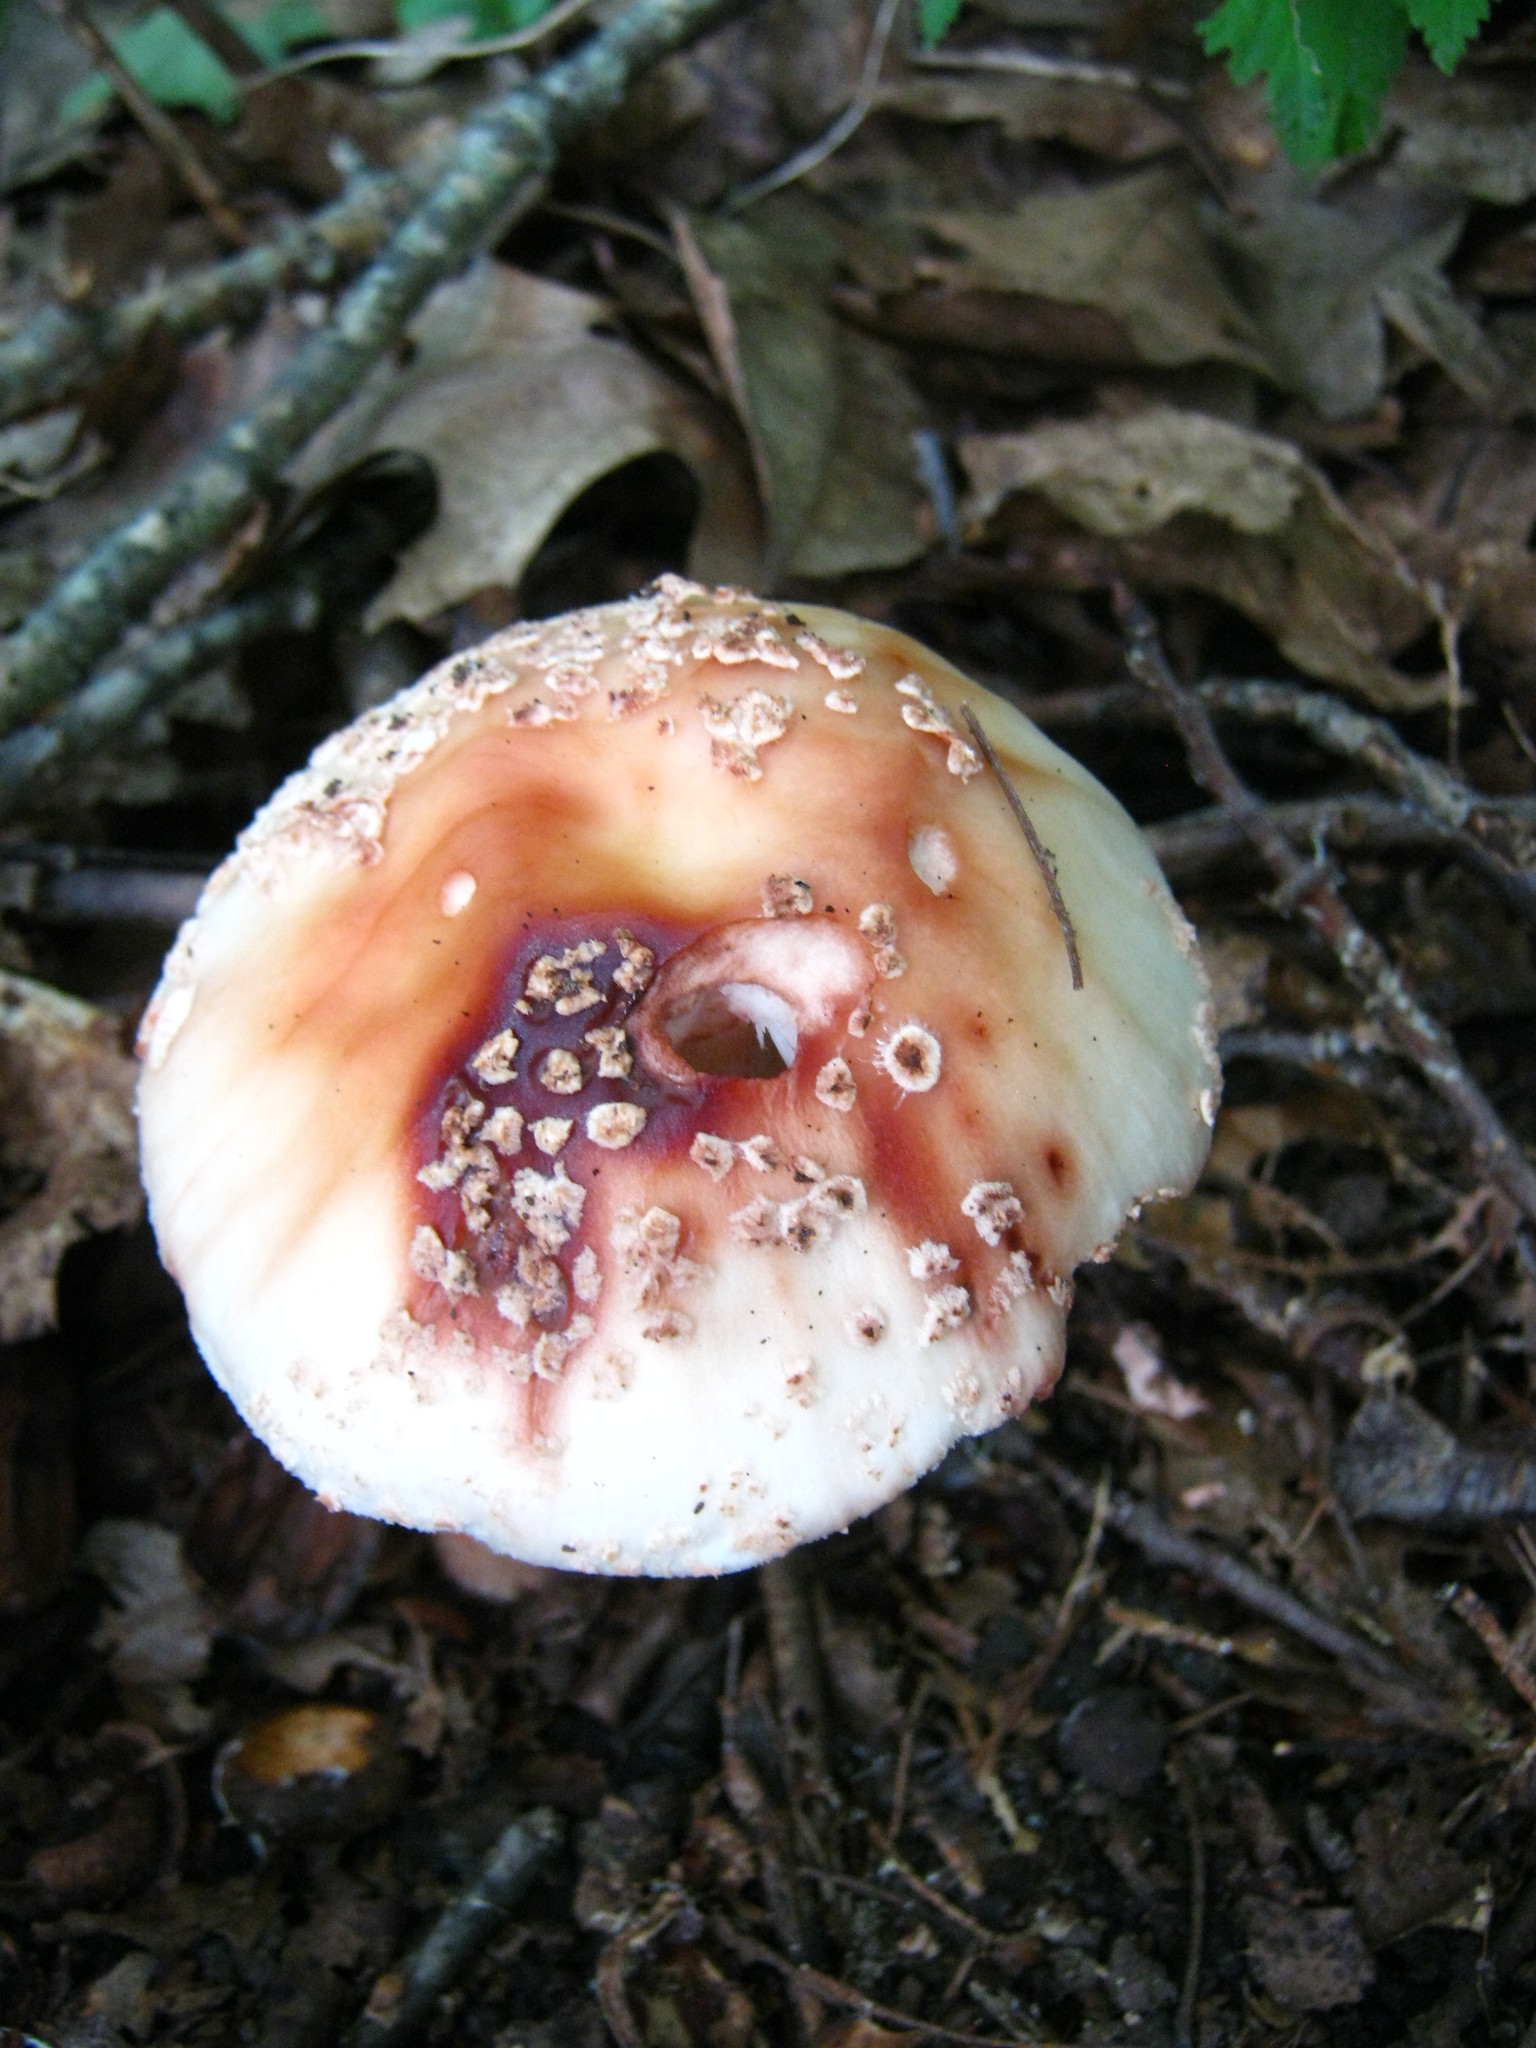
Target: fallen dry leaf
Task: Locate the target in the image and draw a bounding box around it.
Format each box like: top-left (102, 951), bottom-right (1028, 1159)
top-left (1207, 167), bottom-right (1466, 422)
top-left (960, 405), bottom-right (1434, 706)
top-left (1387, 63), bottom-right (1536, 206)
top-left (681, 194), bottom-right (932, 579)
top-left (294, 259), bottom-right (761, 627)
top-left (874, 66), bottom-right (1183, 162)
top-left (922, 168), bottom-right (1269, 374)
top-left (0, 970), bottom-right (141, 1343)
top-left (1242, 1897), bottom-right (1375, 2010)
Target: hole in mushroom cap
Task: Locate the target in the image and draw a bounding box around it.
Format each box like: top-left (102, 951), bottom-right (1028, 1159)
top-left (663, 981), bottom-right (796, 1079)
top-left (629, 916), bottom-right (871, 1093)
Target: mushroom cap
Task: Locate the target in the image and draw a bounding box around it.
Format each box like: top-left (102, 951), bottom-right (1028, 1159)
top-left (137, 579), bottom-right (1217, 1576)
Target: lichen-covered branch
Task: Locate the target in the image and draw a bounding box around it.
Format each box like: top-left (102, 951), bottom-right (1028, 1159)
top-left (1146, 792), bottom-right (1536, 885)
top-left (1209, 678), bottom-right (1536, 924)
top-left (1032, 673), bottom-right (1536, 919)
top-left (0, 577), bottom-right (322, 824)
top-left (1118, 591), bottom-right (1536, 1227)
top-left (0, 0), bottom-right (758, 734)
top-left (0, 160), bottom-right (433, 428)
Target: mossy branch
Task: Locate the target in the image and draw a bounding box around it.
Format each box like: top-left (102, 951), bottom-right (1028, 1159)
top-left (0, 0), bottom-right (757, 737)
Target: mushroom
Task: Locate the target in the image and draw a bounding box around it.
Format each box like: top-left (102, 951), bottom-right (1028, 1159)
top-left (137, 578), bottom-right (1217, 1577)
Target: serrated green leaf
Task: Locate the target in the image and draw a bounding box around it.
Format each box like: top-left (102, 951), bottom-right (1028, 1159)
top-left (1202, 0), bottom-right (1330, 162)
top-left (917, 0), bottom-right (964, 49)
top-left (1406, 0), bottom-right (1488, 70)
top-left (1202, 0), bottom-right (1407, 166)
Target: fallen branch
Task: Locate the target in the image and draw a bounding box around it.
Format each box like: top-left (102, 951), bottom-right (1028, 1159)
top-left (0, 846), bottom-right (205, 924)
top-left (1017, 1437), bottom-right (1467, 1738)
top-left (1146, 792), bottom-right (1536, 887)
top-left (1210, 677), bottom-right (1536, 925)
top-left (0, 160), bottom-right (434, 429)
top-left (0, 576), bottom-right (320, 824)
top-left (351, 1805), bottom-right (563, 2046)
top-left (1117, 591), bottom-right (1536, 1228)
top-left (1029, 674), bottom-right (1536, 919)
top-left (0, 0), bottom-right (759, 733)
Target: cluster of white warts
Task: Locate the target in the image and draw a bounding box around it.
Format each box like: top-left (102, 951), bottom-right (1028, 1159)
top-left (409, 927), bottom-right (662, 1378)
top-left (687, 1124), bottom-right (1043, 1346)
top-left (398, 583), bottom-right (1017, 1375)
top-left (492, 578), bottom-right (983, 797)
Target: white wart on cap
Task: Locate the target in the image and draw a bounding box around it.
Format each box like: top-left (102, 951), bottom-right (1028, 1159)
top-left (137, 579), bottom-right (1218, 1576)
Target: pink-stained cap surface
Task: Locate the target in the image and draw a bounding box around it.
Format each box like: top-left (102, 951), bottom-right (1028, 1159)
top-left (136, 579), bottom-right (1218, 1576)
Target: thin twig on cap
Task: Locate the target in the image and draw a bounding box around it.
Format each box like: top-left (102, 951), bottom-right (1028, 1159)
top-left (1116, 589), bottom-right (1536, 1229)
top-left (961, 703), bottom-right (1083, 990)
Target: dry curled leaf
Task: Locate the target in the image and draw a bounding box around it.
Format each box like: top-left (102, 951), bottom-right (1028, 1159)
top-left (681, 194), bottom-right (932, 579)
top-left (295, 259), bottom-right (760, 627)
top-left (922, 168), bottom-right (1269, 374)
top-left (961, 406), bottom-right (1433, 707)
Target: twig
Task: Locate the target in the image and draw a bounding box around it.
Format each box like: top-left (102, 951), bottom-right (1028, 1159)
top-left (723, 0), bottom-right (903, 212)
top-left (0, 576), bottom-right (322, 824)
top-left (1024, 674), bottom-right (1536, 915)
top-left (1451, 1585), bottom-right (1536, 1716)
top-left (1388, 1866), bottom-right (1536, 2048)
top-left (907, 40), bottom-right (1191, 98)
top-left (0, 846), bottom-right (206, 924)
top-left (760, 1550), bottom-right (836, 1852)
top-left (0, 161), bottom-right (435, 428)
top-left (49, 0), bottom-right (248, 246)
top-left (1208, 678), bottom-right (1536, 925)
top-left (163, 0), bottom-right (265, 76)
top-left (1017, 1438), bottom-right (1465, 1736)
top-left (595, 1890), bottom-right (687, 2048)
top-left (1146, 792), bottom-right (1536, 889)
top-left (709, 1916), bottom-right (1044, 2047)
top-left (668, 210), bottom-right (774, 518)
top-left (1117, 591), bottom-right (1536, 1228)
top-left (0, 0), bottom-right (761, 733)
top-left (961, 704), bottom-right (1082, 990)
top-left (1169, 1750), bottom-right (1205, 2048)
top-left (888, 1671), bottom-right (929, 1843)
top-left (351, 1805), bottom-right (562, 2045)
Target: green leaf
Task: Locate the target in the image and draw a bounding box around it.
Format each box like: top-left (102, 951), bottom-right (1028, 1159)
top-left (244, 0), bottom-right (331, 63)
top-left (917, 0), bottom-right (964, 48)
top-left (1201, 0), bottom-right (1407, 166)
top-left (59, 0), bottom-right (329, 128)
top-left (79, 9), bottom-right (242, 122)
top-left (393, 0), bottom-right (557, 36)
top-left (1406, 0), bottom-right (1488, 70)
